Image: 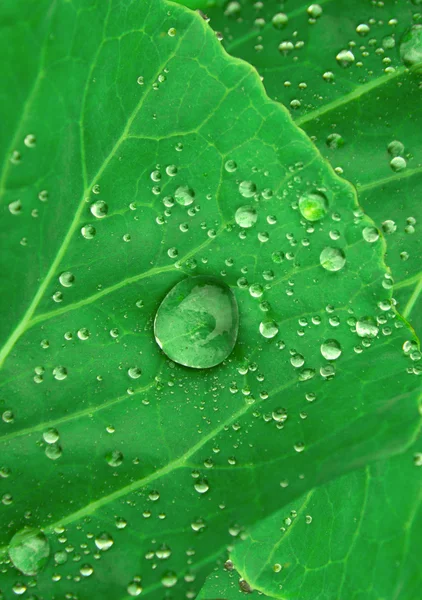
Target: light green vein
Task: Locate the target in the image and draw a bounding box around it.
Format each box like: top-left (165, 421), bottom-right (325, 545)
top-left (357, 164), bottom-right (422, 193)
top-left (402, 276), bottom-right (422, 320)
top-left (0, 27), bottom-right (188, 370)
top-left (0, 381), bottom-right (156, 444)
top-left (295, 66), bottom-right (406, 128)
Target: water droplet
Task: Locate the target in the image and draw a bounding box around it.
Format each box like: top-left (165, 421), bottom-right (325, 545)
top-left (320, 247), bottom-right (346, 271)
top-left (320, 339), bottom-right (342, 360)
top-left (24, 134), bottom-right (36, 148)
top-left (175, 186), bottom-right (195, 206)
top-left (239, 180), bottom-right (257, 198)
top-left (225, 159), bottom-right (237, 172)
top-left (356, 317), bottom-right (379, 338)
top-left (326, 133), bottom-right (344, 149)
top-left (336, 49), bottom-right (355, 67)
top-left (8, 199), bottom-right (22, 215)
top-left (45, 443), bottom-right (62, 460)
top-left (81, 224), bottom-right (96, 239)
top-left (80, 564), bottom-right (93, 577)
top-left (298, 191), bottom-right (328, 221)
top-left (154, 276), bottom-right (239, 369)
top-left (53, 366), bottom-right (67, 380)
top-left (305, 515), bottom-right (313, 524)
top-left (272, 13), bottom-right (288, 29)
top-left (43, 428), bottom-right (59, 444)
top-left (400, 25), bottom-right (422, 68)
top-left (362, 226), bottom-right (379, 243)
top-left (235, 205), bottom-right (257, 228)
top-left (307, 4), bottom-right (323, 18)
top-left (161, 571), bottom-right (178, 588)
top-left (106, 450), bottom-right (124, 467)
top-left (90, 200), bottom-right (108, 218)
top-left (259, 321), bottom-right (279, 339)
top-left (194, 479), bottom-right (209, 494)
top-left (356, 23), bottom-right (370, 36)
top-left (387, 140), bottom-right (404, 157)
top-left (8, 528), bottom-right (50, 575)
top-left (58, 271), bottom-right (74, 287)
top-left (128, 367), bottom-right (142, 379)
top-left (390, 156), bottom-right (407, 172)
top-left (95, 532), bottom-right (114, 551)
top-left (127, 580), bottom-right (143, 596)
top-left (382, 220), bottom-right (396, 234)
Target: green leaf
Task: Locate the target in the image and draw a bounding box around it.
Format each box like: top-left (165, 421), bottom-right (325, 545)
top-left (196, 442), bottom-right (422, 600)
top-left (0, 0), bottom-right (420, 598)
top-left (199, 0), bottom-right (422, 332)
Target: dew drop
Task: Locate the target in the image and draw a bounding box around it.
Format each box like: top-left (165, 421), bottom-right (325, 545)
top-left (239, 180), bottom-right (257, 198)
top-left (161, 571), bottom-right (178, 588)
top-left (53, 366), bottom-right (67, 380)
top-left (8, 528), bottom-right (50, 576)
top-left (94, 532), bottom-right (114, 551)
top-left (336, 49), bottom-right (355, 67)
top-left (106, 450), bottom-right (124, 467)
top-left (320, 339), bottom-right (342, 360)
top-left (272, 13), bottom-right (288, 29)
top-left (400, 25), bottom-right (422, 68)
top-left (235, 205), bottom-right (257, 228)
top-left (194, 479), bottom-right (209, 494)
top-left (387, 140), bottom-right (405, 157)
top-left (90, 200), bottom-right (108, 219)
top-left (356, 317), bottom-right (379, 338)
top-left (81, 224), bottom-right (96, 239)
top-left (320, 247), bottom-right (346, 271)
top-left (390, 156), bottom-right (407, 172)
top-left (59, 271), bottom-right (74, 287)
top-left (43, 428), bottom-right (59, 444)
top-left (175, 186), bottom-right (195, 206)
top-left (154, 276), bottom-right (238, 369)
top-left (362, 226), bottom-right (379, 243)
top-left (259, 321), bottom-right (279, 339)
top-left (298, 191), bottom-right (328, 221)
top-left (307, 4), bottom-right (323, 18)
top-left (127, 580), bottom-right (143, 596)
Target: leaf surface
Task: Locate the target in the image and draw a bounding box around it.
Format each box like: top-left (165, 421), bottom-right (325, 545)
top-left (196, 442), bottom-right (422, 600)
top-left (198, 0), bottom-right (422, 332)
top-left (0, 0), bottom-right (420, 598)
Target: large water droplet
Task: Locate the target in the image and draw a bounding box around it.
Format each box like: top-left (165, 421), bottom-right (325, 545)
top-left (320, 339), bottom-right (342, 360)
top-left (90, 200), bottom-right (108, 218)
top-left (154, 276), bottom-right (239, 369)
top-left (320, 247), bottom-right (346, 271)
top-left (175, 186), bottom-right (195, 206)
top-left (356, 317), bottom-right (379, 338)
top-left (235, 205), bottom-right (257, 228)
top-left (298, 191), bottom-right (328, 221)
top-left (336, 49), bottom-right (355, 67)
top-left (400, 25), bottom-right (422, 68)
top-left (8, 528), bottom-right (50, 575)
